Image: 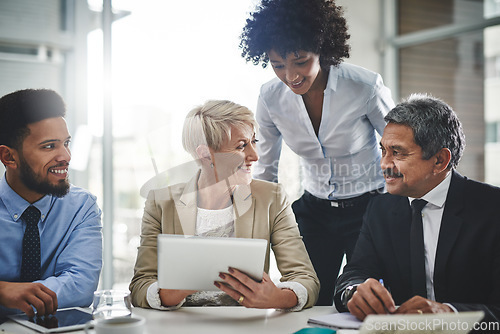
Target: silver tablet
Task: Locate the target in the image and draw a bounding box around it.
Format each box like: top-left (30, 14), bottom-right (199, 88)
top-left (8, 307), bottom-right (93, 333)
top-left (158, 234), bottom-right (267, 291)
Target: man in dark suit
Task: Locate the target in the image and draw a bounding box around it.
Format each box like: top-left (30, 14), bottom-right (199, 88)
top-left (334, 94), bottom-right (500, 329)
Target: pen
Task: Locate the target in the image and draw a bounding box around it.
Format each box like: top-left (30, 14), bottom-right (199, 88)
top-left (378, 278), bottom-right (395, 313)
top-left (379, 278), bottom-right (391, 294)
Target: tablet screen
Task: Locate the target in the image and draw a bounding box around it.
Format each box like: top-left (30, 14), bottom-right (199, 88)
top-left (158, 234), bottom-right (267, 291)
top-left (9, 307), bottom-right (93, 333)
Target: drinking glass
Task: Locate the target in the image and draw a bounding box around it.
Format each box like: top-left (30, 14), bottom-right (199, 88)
top-left (92, 290), bottom-right (133, 319)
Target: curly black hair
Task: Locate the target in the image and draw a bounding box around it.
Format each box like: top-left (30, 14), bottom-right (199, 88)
top-left (239, 0), bottom-right (350, 69)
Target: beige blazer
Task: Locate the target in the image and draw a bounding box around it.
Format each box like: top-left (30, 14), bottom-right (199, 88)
top-left (129, 173), bottom-right (320, 309)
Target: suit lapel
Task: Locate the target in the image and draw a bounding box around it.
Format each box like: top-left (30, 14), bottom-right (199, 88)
top-left (389, 196), bottom-right (412, 283)
top-left (174, 172), bottom-right (199, 236)
top-left (434, 171), bottom-right (465, 300)
top-left (233, 183), bottom-right (255, 238)
top-left (174, 176), bottom-right (256, 237)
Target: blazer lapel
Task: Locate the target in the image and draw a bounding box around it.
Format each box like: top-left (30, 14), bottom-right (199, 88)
top-left (174, 172), bottom-right (199, 236)
top-left (174, 177), bottom-right (256, 237)
top-left (434, 171), bottom-right (465, 300)
top-left (389, 196), bottom-right (412, 284)
top-left (233, 184), bottom-right (255, 238)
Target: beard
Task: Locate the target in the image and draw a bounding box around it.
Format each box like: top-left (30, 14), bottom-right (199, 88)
top-left (18, 154), bottom-right (70, 198)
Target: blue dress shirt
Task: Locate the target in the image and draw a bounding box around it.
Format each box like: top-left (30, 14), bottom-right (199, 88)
top-left (254, 63), bottom-right (395, 200)
top-left (0, 175), bottom-right (102, 315)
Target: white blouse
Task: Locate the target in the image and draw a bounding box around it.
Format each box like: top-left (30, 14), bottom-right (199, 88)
top-left (196, 205), bottom-right (235, 237)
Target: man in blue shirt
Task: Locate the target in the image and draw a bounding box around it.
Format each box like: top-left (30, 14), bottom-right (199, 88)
top-left (0, 89), bottom-right (102, 317)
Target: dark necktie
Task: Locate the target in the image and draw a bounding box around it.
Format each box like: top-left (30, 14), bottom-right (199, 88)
top-left (20, 206), bottom-right (42, 282)
top-left (410, 199), bottom-right (428, 298)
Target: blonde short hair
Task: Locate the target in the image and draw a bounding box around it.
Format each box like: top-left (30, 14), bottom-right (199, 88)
top-left (182, 100), bottom-right (257, 160)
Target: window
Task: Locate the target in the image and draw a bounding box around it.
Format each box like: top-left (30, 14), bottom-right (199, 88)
top-left (87, 0), bottom-right (281, 289)
top-left (385, 0), bottom-right (500, 185)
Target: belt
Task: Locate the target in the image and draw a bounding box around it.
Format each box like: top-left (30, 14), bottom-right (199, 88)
top-left (304, 188), bottom-right (383, 209)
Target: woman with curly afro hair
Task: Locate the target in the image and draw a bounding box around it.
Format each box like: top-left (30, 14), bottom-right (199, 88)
top-left (240, 0), bottom-right (395, 306)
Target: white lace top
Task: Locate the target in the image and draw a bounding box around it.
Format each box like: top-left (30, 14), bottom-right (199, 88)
top-left (195, 205), bottom-right (235, 237)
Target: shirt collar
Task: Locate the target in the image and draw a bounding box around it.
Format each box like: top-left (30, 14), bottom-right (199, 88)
top-left (409, 171), bottom-right (452, 209)
top-left (0, 174), bottom-right (53, 222)
top-left (325, 65), bottom-right (338, 92)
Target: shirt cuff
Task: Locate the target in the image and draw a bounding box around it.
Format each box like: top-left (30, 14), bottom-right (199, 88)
top-left (146, 281), bottom-right (185, 310)
top-left (443, 303), bottom-right (459, 313)
top-left (275, 281), bottom-right (308, 312)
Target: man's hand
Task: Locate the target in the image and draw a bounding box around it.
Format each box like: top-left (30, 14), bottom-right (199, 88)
top-left (347, 278), bottom-right (396, 321)
top-left (0, 282), bottom-right (57, 317)
top-left (396, 296), bottom-right (453, 314)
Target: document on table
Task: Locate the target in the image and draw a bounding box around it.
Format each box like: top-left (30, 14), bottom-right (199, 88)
top-left (308, 312), bottom-right (362, 329)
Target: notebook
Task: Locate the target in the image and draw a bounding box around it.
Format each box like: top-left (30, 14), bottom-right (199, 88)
top-left (157, 234), bottom-right (267, 291)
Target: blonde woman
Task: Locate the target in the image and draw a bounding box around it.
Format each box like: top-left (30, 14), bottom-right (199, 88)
top-left (130, 100), bottom-right (319, 311)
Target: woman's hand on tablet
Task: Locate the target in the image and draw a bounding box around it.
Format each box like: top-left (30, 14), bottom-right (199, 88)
top-left (214, 269), bottom-right (298, 309)
top-left (159, 289), bottom-right (197, 307)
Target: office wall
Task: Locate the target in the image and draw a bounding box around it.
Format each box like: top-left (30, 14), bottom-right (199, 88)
top-left (0, 0), bottom-right (93, 186)
top-left (337, 0), bottom-right (383, 74)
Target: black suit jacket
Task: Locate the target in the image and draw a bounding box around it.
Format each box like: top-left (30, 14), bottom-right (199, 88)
top-left (334, 171), bottom-right (500, 324)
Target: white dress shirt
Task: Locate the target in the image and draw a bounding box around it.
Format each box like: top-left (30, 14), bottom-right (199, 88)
top-left (409, 172), bottom-right (452, 303)
top-left (254, 63), bottom-right (395, 200)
